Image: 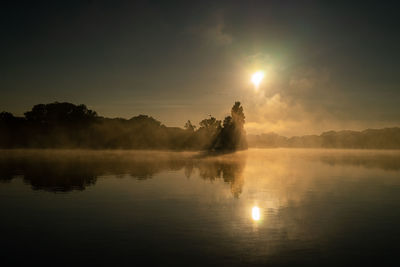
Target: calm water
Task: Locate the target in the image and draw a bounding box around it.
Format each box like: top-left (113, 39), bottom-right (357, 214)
top-left (0, 149), bottom-right (399, 266)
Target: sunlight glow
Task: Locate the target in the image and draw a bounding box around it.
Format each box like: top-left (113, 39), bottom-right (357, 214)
top-left (252, 206), bottom-right (261, 221)
top-left (251, 71), bottom-right (264, 89)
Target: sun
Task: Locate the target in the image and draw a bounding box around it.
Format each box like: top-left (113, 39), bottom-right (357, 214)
top-left (252, 206), bottom-right (261, 221)
top-left (251, 71), bottom-right (264, 89)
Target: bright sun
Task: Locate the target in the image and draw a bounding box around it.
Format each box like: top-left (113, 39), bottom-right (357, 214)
top-left (252, 206), bottom-right (261, 221)
top-left (251, 71), bottom-right (264, 89)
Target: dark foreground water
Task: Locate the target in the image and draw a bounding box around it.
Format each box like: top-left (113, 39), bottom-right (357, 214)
top-left (0, 149), bottom-right (399, 266)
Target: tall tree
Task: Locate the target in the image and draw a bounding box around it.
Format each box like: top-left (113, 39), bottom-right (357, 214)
top-left (184, 120), bottom-right (196, 131)
top-left (212, 102), bottom-right (248, 151)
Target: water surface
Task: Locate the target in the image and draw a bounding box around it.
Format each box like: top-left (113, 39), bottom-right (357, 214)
top-left (0, 149), bottom-right (399, 266)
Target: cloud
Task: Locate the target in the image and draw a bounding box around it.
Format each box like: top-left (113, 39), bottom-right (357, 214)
top-left (244, 62), bottom-right (399, 136)
top-left (244, 66), bottom-right (369, 136)
top-left (186, 14), bottom-right (232, 46)
top-left (202, 22), bottom-right (232, 46)
top-left (245, 92), bottom-right (330, 136)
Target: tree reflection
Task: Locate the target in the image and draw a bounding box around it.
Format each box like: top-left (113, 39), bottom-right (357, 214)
top-left (23, 162), bottom-right (97, 192)
top-left (194, 154), bottom-right (246, 198)
top-left (0, 150), bottom-right (246, 196)
top-left (0, 150), bottom-right (398, 196)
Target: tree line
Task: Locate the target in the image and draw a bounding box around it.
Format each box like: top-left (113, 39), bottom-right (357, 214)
top-left (248, 128), bottom-right (400, 149)
top-left (0, 101), bottom-right (248, 151)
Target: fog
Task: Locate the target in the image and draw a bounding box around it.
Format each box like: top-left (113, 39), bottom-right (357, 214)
top-left (1, 148), bottom-right (399, 194)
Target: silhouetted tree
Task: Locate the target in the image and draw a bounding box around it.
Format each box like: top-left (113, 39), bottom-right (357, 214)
top-left (184, 120), bottom-right (196, 131)
top-left (195, 116), bottom-right (222, 149)
top-left (199, 116), bottom-right (221, 131)
top-left (230, 101), bottom-right (248, 150)
top-left (129, 114), bottom-right (161, 127)
top-left (212, 101), bottom-right (248, 151)
top-left (0, 112), bottom-right (15, 122)
top-left (24, 102), bottom-right (97, 124)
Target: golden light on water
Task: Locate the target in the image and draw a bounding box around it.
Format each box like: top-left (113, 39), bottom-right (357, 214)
top-left (251, 71), bottom-right (264, 89)
top-left (252, 206), bottom-right (261, 221)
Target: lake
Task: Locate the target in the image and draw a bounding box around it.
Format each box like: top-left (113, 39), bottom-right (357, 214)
top-left (0, 149), bottom-right (399, 266)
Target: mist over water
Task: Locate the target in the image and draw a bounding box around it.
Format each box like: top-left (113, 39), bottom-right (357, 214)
top-left (1, 149), bottom-right (400, 266)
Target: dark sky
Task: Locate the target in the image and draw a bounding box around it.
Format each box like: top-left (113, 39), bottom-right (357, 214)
top-left (1, 0), bottom-right (399, 135)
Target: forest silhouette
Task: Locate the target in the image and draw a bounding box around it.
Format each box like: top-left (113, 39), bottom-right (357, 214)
top-left (248, 128), bottom-right (400, 149)
top-left (0, 101), bottom-right (247, 150)
top-left (1, 101), bottom-right (400, 149)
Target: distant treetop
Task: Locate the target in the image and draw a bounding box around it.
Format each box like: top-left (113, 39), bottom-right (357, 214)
top-left (24, 102), bottom-right (97, 123)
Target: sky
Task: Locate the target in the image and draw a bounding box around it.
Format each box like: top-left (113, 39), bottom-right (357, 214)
top-left (1, 0), bottom-right (399, 136)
